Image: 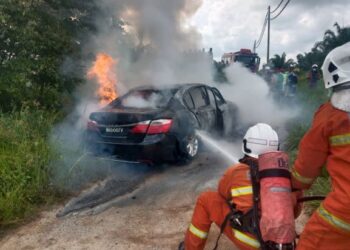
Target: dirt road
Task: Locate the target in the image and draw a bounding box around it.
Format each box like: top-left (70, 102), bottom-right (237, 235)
top-left (0, 152), bottom-right (240, 250)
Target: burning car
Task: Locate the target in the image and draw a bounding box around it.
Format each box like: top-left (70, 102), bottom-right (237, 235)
top-left (85, 83), bottom-right (239, 164)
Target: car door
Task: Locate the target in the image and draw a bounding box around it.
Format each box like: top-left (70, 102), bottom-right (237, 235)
top-left (188, 86), bottom-right (217, 131)
top-left (211, 87), bottom-right (228, 113)
top-left (211, 87), bottom-right (239, 136)
top-left (206, 87), bottom-right (221, 130)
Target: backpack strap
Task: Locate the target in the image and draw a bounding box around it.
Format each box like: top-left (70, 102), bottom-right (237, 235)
top-left (212, 208), bottom-right (235, 250)
top-left (247, 159), bottom-right (267, 249)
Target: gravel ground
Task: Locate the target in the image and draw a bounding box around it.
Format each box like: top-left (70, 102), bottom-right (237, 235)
top-left (0, 153), bottom-right (239, 250)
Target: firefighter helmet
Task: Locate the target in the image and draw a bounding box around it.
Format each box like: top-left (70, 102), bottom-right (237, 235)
top-left (242, 123), bottom-right (279, 158)
top-left (322, 42), bottom-right (350, 89)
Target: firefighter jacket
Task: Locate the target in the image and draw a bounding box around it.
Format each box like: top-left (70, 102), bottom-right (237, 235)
top-left (292, 102), bottom-right (350, 233)
top-left (185, 162), bottom-right (259, 250)
top-left (218, 162), bottom-right (254, 213)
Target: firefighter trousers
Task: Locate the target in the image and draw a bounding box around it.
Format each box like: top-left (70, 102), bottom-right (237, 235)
top-left (184, 191), bottom-right (259, 250)
top-left (297, 211), bottom-right (350, 250)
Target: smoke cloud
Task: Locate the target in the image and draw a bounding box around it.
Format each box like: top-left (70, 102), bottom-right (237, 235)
top-left (214, 63), bottom-right (300, 140)
top-left (88, 0), bottom-right (212, 90)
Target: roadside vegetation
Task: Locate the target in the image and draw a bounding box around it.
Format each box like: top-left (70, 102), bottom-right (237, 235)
top-left (0, 109), bottom-right (59, 229)
top-left (0, 0), bottom-right (98, 231)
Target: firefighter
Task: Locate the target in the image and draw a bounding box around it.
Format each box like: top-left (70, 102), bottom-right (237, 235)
top-left (180, 123), bottom-right (279, 250)
top-left (292, 42), bottom-right (350, 250)
top-left (307, 64), bottom-right (320, 88)
top-left (286, 67), bottom-right (298, 97)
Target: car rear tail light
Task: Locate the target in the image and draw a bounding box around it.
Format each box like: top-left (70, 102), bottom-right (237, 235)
top-left (131, 120), bottom-right (151, 134)
top-left (147, 119), bottom-right (173, 134)
top-left (87, 120), bottom-right (99, 131)
top-left (131, 119), bottom-right (173, 134)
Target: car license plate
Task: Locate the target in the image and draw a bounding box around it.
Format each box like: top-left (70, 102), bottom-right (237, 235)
top-left (105, 127), bottom-right (125, 135)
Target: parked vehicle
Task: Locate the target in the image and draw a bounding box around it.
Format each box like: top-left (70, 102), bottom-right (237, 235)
top-left (85, 83), bottom-right (239, 164)
top-left (222, 49), bottom-right (260, 72)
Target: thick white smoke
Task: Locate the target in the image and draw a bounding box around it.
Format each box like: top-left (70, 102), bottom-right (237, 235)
top-left (215, 63), bottom-right (300, 138)
top-left (225, 64), bottom-right (298, 123)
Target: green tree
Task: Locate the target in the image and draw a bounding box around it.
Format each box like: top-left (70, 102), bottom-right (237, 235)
top-left (0, 0), bottom-right (100, 112)
top-left (297, 23), bottom-right (350, 71)
top-left (270, 52), bottom-right (295, 70)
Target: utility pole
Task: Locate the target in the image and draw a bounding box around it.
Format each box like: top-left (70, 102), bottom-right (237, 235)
top-left (253, 40), bottom-right (256, 53)
top-left (267, 5), bottom-right (271, 65)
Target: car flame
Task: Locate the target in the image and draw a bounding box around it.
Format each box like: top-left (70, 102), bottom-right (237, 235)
top-left (87, 53), bottom-right (118, 106)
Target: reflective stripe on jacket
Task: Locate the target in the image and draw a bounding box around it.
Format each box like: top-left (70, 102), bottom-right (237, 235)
top-left (233, 229), bottom-right (260, 249)
top-left (317, 204), bottom-right (350, 232)
top-left (329, 133), bottom-right (350, 146)
top-left (218, 163), bottom-right (253, 213)
top-left (231, 186), bottom-right (253, 197)
top-left (188, 223), bottom-right (208, 239)
top-left (291, 168), bottom-right (314, 185)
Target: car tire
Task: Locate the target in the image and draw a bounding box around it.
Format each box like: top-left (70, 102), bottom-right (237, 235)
top-left (177, 134), bottom-right (200, 164)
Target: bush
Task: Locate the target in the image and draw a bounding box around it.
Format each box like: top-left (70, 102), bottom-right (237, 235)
top-left (0, 108), bottom-right (58, 227)
top-left (285, 122), bottom-right (309, 152)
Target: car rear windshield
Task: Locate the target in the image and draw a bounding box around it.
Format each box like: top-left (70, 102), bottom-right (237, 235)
top-left (110, 89), bottom-right (176, 109)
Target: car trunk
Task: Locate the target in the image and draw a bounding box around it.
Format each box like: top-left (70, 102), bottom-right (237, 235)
top-left (89, 108), bottom-right (167, 143)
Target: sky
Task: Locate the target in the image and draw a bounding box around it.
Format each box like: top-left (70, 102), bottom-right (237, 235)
top-left (189, 0), bottom-right (350, 63)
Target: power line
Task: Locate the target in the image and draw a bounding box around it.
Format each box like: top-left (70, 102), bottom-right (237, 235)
top-left (255, 14), bottom-right (267, 48)
top-left (255, 11), bottom-right (268, 49)
top-left (254, 1), bottom-right (291, 63)
top-left (271, 0), bottom-right (291, 20)
top-left (255, 0), bottom-right (285, 50)
top-left (255, 19), bottom-right (267, 48)
top-left (256, 21), bottom-right (267, 47)
top-left (271, 0), bottom-right (284, 14)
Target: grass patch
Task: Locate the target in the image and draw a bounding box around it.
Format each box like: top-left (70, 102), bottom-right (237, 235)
top-left (0, 108), bottom-right (59, 229)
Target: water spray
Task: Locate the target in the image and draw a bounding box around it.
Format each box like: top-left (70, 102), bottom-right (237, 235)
top-left (68, 152), bottom-right (89, 175)
top-left (196, 131), bottom-right (239, 163)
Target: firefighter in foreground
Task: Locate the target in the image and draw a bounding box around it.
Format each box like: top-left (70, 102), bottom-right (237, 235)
top-left (182, 123), bottom-right (280, 250)
top-left (292, 42), bottom-right (350, 250)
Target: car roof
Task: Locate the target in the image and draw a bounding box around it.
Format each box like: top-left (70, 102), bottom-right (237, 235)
top-left (130, 83), bottom-right (212, 92)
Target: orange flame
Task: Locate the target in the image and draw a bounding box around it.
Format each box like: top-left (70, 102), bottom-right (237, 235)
top-left (87, 53), bottom-right (118, 106)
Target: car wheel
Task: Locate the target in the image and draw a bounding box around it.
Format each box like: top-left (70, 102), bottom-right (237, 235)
top-left (185, 135), bottom-right (199, 158)
top-left (177, 134), bottom-right (199, 164)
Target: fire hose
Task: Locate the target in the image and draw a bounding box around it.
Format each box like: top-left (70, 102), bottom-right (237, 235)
top-left (297, 196), bottom-right (325, 203)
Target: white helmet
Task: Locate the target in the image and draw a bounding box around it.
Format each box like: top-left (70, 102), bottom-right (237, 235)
top-left (242, 123), bottom-right (279, 158)
top-left (322, 42), bottom-right (350, 89)
top-left (312, 64), bottom-right (318, 68)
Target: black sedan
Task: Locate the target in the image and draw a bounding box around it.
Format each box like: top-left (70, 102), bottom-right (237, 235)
top-left (85, 83), bottom-right (238, 164)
